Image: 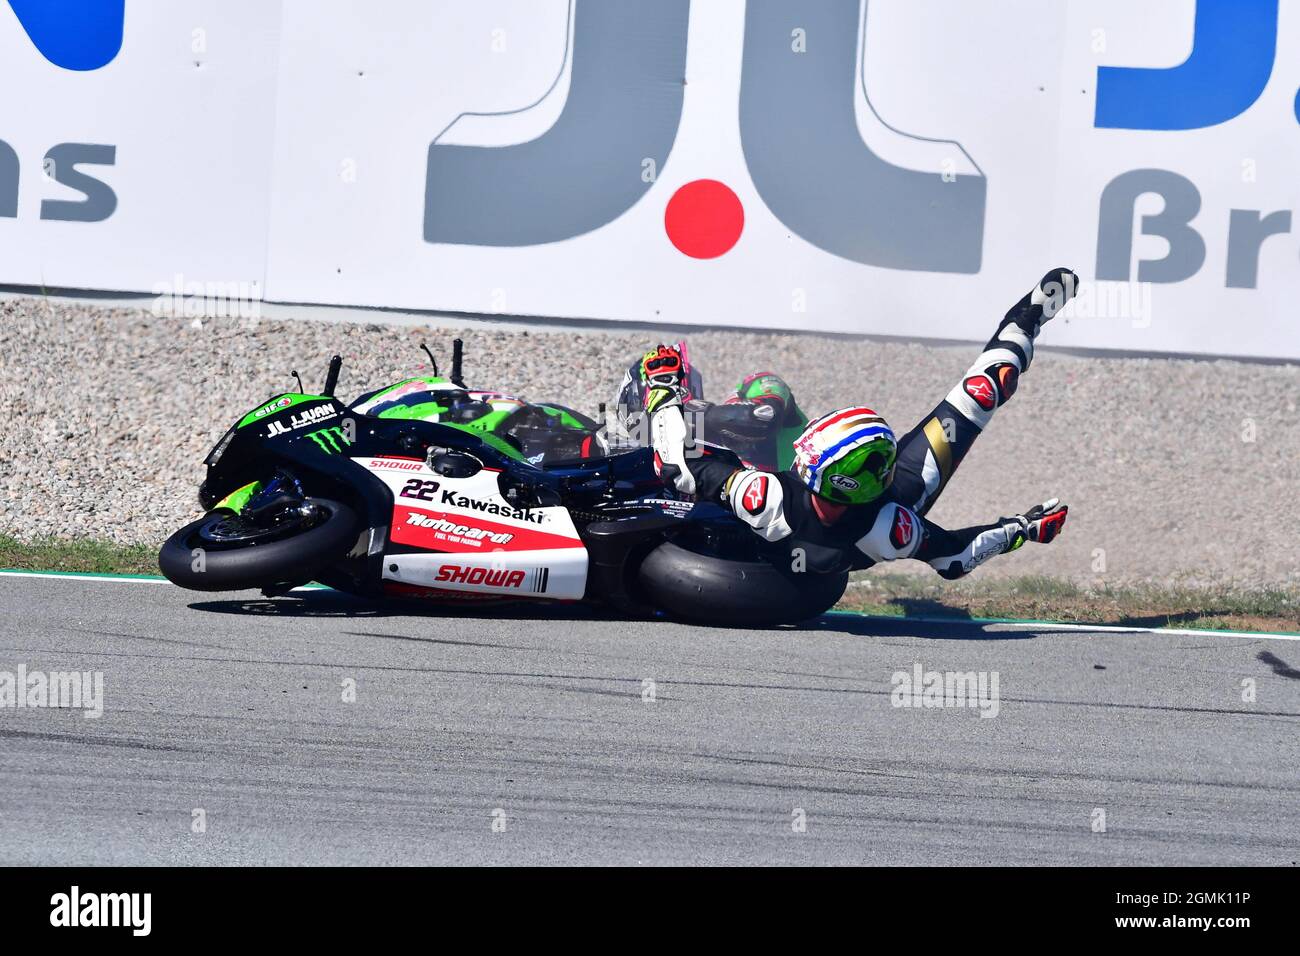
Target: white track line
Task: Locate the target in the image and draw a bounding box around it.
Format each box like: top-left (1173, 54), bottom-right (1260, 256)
top-left (936, 617), bottom-right (1300, 642)
top-left (5, 571), bottom-right (1297, 641)
top-left (0, 571), bottom-right (165, 584)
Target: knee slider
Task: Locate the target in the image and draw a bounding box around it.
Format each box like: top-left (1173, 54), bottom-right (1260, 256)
top-left (988, 363), bottom-right (1019, 405)
top-left (725, 470), bottom-right (792, 542)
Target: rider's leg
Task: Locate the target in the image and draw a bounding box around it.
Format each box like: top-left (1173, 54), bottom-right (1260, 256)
top-left (890, 268), bottom-right (1078, 516)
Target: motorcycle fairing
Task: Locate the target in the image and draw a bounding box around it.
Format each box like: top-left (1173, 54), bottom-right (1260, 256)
top-left (358, 455), bottom-right (588, 601)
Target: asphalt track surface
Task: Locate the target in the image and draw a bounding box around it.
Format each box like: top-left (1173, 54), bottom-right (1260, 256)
top-left (2, 574), bottom-right (1298, 866)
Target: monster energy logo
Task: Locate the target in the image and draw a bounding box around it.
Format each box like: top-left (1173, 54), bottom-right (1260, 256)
top-left (305, 425), bottom-right (350, 453)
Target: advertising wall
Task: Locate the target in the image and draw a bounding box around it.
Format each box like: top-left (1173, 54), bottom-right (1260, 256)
top-left (1, 0), bottom-right (1296, 359)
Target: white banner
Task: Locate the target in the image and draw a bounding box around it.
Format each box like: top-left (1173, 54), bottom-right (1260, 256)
top-left (1, 0), bottom-right (1296, 359)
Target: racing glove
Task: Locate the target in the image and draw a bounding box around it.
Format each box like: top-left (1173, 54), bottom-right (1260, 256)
top-left (1016, 498), bottom-right (1069, 545)
top-left (640, 345), bottom-right (690, 417)
top-left (993, 499), bottom-right (1071, 555)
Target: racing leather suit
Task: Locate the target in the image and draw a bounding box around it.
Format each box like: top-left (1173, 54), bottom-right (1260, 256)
top-left (649, 270), bottom-right (1076, 579)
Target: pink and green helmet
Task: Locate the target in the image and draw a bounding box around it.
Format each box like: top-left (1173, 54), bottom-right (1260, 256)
top-left (791, 407), bottom-right (897, 505)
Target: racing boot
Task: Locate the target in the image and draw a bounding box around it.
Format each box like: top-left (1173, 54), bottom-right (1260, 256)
top-left (980, 266), bottom-right (1079, 402)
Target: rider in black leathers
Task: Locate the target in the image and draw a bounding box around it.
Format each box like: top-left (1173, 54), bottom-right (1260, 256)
top-left (629, 269), bottom-right (1077, 579)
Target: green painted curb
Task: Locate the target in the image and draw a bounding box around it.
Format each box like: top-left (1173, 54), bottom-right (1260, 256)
top-left (2, 570), bottom-right (1294, 637)
top-left (0, 568), bottom-right (165, 581)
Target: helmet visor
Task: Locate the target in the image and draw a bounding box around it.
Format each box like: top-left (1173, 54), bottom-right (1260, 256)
top-left (817, 439), bottom-right (897, 504)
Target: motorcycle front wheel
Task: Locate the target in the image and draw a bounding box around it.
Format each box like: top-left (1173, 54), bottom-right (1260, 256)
top-left (158, 498), bottom-right (358, 592)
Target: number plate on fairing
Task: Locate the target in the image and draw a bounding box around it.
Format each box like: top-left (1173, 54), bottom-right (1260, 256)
top-left (355, 456), bottom-right (588, 600)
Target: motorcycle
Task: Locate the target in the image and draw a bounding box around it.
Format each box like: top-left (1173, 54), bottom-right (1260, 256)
top-left (347, 339), bottom-right (603, 465)
top-left (157, 344), bottom-right (848, 626)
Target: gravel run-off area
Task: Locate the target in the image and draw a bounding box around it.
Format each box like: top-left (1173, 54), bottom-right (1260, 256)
top-left (2, 295), bottom-right (1297, 590)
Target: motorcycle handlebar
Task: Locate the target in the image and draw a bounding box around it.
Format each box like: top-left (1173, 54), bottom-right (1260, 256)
top-left (322, 355), bottom-right (342, 397)
top-left (450, 339), bottom-right (465, 387)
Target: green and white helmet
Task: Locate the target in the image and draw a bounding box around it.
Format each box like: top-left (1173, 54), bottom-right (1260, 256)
top-left (791, 407), bottom-right (897, 505)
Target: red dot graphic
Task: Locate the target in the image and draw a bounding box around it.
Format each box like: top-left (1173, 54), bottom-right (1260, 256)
top-left (664, 179), bottom-right (744, 259)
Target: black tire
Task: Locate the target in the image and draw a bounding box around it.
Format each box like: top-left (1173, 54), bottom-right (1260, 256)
top-left (636, 539), bottom-right (848, 627)
top-left (158, 498), bottom-right (358, 592)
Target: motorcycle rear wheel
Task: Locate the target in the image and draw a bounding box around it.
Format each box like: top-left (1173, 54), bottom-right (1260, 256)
top-left (635, 536), bottom-right (848, 627)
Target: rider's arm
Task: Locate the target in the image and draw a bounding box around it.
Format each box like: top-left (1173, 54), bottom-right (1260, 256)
top-left (649, 401), bottom-right (749, 496)
top-left (855, 501), bottom-right (1068, 579)
top-left (661, 440), bottom-right (800, 545)
top-left (652, 402), bottom-right (794, 543)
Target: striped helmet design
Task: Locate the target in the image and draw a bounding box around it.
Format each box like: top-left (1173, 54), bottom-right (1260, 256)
top-left (792, 407), bottom-right (897, 504)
